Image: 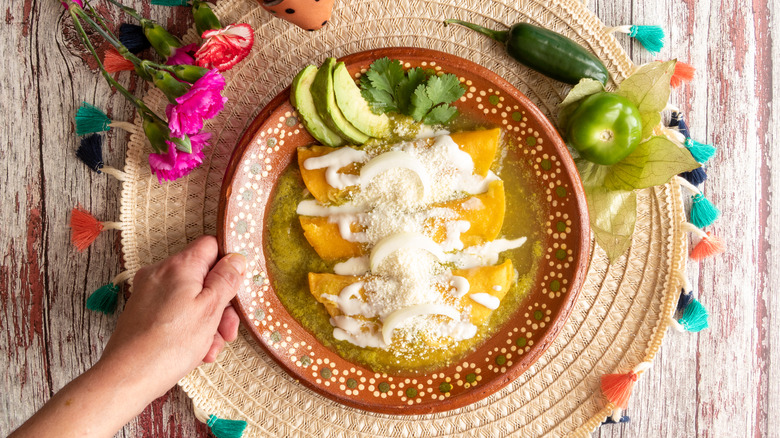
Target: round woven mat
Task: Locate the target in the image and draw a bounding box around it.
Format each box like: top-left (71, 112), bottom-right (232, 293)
top-left (119, 0), bottom-right (687, 436)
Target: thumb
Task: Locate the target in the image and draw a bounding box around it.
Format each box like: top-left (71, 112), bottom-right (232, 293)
top-left (199, 253), bottom-right (246, 308)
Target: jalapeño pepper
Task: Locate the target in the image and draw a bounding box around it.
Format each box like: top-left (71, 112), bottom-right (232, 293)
top-left (444, 19), bottom-right (609, 85)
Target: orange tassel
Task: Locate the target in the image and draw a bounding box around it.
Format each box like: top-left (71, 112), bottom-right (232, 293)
top-left (601, 371), bottom-right (639, 409)
top-left (690, 232), bottom-right (725, 260)
top-left (671, 61), bottom-right (695, 88)
top-left (103, 48), bottom-right (134, 73)
top-left (70, 206), bottom-right (104, 251)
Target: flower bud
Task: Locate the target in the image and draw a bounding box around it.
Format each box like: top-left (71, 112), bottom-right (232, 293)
top-left (192, 1), bottom-right (222, 36)
top-left (142, 117), bottom-right (171, 154)
top-left (169, 135), bottom-right (193, 154)
top-left (141, 18), bottom-right (183, 59)
top-left (170, 64), bottom-right (210, 83)
top-left (152, 69), bottom-right (191, 103)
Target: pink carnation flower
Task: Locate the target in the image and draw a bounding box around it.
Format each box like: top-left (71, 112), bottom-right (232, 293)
top-left (165, 69), bottom-right (227, 137)
top-left (195, 24), bottom-right (254, 72)
top-left (149, 132), bottom-right (211, 183)
top-left (61, 0), bottom-right (84, 9)
top-left (165, 43), bottom-right (200, 66)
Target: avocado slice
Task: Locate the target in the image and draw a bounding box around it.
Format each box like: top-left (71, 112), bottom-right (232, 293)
top-left (333, 62), bottom-right (390, 138)
top-left (291, 65), bottom-right (345, 147)
top-left (311, 58), bottom-right (370, 145)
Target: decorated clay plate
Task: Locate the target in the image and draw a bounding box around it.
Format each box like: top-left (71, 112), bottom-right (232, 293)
top-left (218, 48), bottom-right (589, 414)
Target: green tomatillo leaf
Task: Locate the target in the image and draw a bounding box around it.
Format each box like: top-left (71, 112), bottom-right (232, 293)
top-left (616, 60), bottom-right (675, 137)
top-left (586, 185), bottom-right (637, 261)
top-left (557, 78), bottom-right (605, 132)
top-left (605, 136), bottom-right (700, 191)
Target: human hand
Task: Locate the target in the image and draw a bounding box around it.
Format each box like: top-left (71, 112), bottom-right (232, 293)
top-left (99, 235), bottom-right (246, 400)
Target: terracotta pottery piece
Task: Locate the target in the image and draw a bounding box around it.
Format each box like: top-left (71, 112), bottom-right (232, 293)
top-left (260, 0), bottom-right (335, 31)
top-left (218, 48), bottom-right (590, 415)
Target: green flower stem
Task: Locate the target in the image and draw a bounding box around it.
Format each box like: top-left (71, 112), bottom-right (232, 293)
top-left (72, 7), bottom-right (145, 67)
top-left (68, 5), bottom-right (167, 126)
top-left (103, 0), bottom-right (143, 22)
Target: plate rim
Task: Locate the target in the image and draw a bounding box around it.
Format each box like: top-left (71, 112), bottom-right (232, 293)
top-left (218, 47), bottom-right (591, 415)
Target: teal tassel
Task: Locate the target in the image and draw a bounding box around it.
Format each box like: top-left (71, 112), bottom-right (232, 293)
top-left (678, 298), bottom-right (709, 332)
top-left (690, 193), bottom-right (720, 228)
top-left (75, 102), bottom-right (111, 136)
top-left (685, 138), bottom-right (716, 163)
top-left (207, 415), bottom-right (246, 438)
top-left (151, 0), bottom-right (190, 5)
top-left (629, 25), bottom-right (665, 54)
top-left (86, 283), bottom-right (119, 314)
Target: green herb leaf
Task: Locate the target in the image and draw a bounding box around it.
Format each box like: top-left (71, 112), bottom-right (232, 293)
top-left (410, 83), bottom-right (434, 121)
top-left (586, 185), bottom-right (637, 261)
top-left (604, 136), bottom-right (700, 191)
top-left (616, 61), bottom-right (675, 137)
top-left (396, 67), bottom-right (428, 114)
top-left (360, 85), bottom-right (398, 114)
top-left (557, 78), bottom-right (604, 132)
top-left (425, 73), bottom-right (465, 105)
top-left (363, 57), bottom-right (405, 95)
top-left (423, 104), bottom-right (459, 125)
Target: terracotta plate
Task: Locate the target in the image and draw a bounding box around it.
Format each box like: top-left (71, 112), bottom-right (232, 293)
top-left (218, 48), bottom-right (590, 415)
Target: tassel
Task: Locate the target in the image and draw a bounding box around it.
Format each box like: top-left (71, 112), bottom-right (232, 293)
top-left (86, 271), bottom-right (133, 314)
top-left (680, 167), bottom-right (707, 186)
top-left (606, 25), bottom-right (664, 53)
top-left (691, 232), bottom-right (725, 260)
top-left (601, 362), bottom-right (652, 410)
top-left (118, 23), bottom-right (151, 54)
top-left (669, 112), bottom-right (691, 138)
top-left (670, 61), bottom-right (695, 88)
top-left (690, 193), bottom-right (720, 228)
top-left (70, 206), bottom-right (122, 252)
top-left (103, 48), bottom-right (134, 73)
top-left (151, 0), bottom-right (191, 5)
top-left (207, 415), bottom-right (247, 438)
top-left (678, 298), bottom-right (709, 332)
top-left (76, 134), bottom-right (105, 173)
top-left (601, 414), bottom-right (630, 425)
top-left (676, 290), bottom-right (694, 315)
top-left (684, 137), bottom-right (716, 163)
top-left (75, 102), bottom-right (111, 136)
top-left (75, 134), bottom-right (131, 180)
top-left (677, 177), bottom-right (720, 228)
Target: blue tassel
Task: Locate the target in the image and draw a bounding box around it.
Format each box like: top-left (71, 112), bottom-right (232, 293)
top-left (75, 102), bottom-right (111, 136)
top-left (684, 138), bottom-right (716, 163)
top-left (629, 25), bottom-right (665, 54)
top-left (676, 290), bottom-right (694, 315)
top-left (680, 167), bottom-right (707, 185)
top-left (678, 298), bottom-right (709, 332)
top-left (86, 283), bottom-right (119, 314)
top-left (690, 193), bottom-right (720, 228)
top-left (76, 134), bottom-right (104, 173)
top-left (151, 0), bottom-right (191, 5)
top-left (207, 415), bottom-right (246, 438)
top-left (118, 23), bottom-right (151, 54)
top-left (602, 414), bottom-right (630, 425)
top-left (669, 112), bottom-right (691, 138)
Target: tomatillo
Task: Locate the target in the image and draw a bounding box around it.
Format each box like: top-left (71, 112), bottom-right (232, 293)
top-left (567, 92), bottom-right (643, 165)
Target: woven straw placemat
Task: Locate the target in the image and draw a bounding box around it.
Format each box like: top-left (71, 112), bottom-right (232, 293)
top-left (119, 0), bottom-right (687, 436)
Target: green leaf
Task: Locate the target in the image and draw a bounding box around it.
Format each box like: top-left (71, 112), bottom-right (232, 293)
top-left (576, 158), bottom-right (611, 188)
top-left (605, 136), bottom-right (700, 191)
top-left (586, 185), bottom-right (637, 261)
top-left (360, 86), bottom-right (398, 114)
top-left (424, 73), bottom-right (465, 105)
top-left (396, 67), bottom-right (428, 114)
top-left (640, 112), bottom-right (661, 140)
top-left (423, 104), bottom-right (458, 125)
top-left (410, 83), bottom-right (434, 121)
top-left (364, 57), bottom-right (404, 95)
top-left (617, 61), bottom-right (675, 115)
top-left (557, 78), bottom-right (604, 133)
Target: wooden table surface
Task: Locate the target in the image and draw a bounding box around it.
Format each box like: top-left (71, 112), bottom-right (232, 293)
top-left (1, 0), bottom-right (776, 436)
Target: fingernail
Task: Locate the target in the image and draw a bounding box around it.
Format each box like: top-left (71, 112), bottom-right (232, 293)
top-left (227, 253), bottom-right (246, 275)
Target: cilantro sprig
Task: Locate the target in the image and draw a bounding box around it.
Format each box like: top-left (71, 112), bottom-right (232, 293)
top-left (360, 58), bottom-right (465, 125)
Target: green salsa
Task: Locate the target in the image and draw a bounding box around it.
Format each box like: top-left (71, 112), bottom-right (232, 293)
top-left (264, 125), bottom-right (545, 374)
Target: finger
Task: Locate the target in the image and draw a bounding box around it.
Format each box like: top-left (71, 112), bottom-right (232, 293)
top-left (199, 253), bottom-right (246, 308)
top-left (203, 332), bottom-right (226, 363)
top-left (217, 305), bottom-right (241, 343)
top-left (176, 236), bottom-right (220, 278)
